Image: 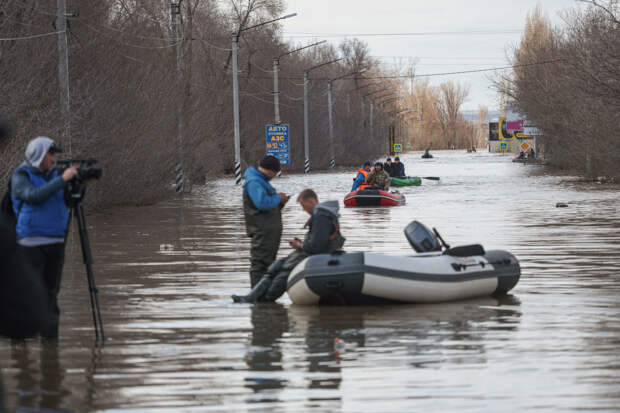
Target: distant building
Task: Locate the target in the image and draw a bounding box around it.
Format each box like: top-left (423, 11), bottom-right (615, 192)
top-left (488, 101), bottom-right (539, 155)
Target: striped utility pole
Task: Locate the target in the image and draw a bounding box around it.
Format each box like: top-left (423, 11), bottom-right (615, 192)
top-left (56, 0), bottom-right (71, 153)
top-left (171, 2), bottom-right (184, 194)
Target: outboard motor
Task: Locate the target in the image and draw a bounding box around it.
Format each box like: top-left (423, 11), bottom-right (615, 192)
top-left (404, 221), bottom-right (442, 252)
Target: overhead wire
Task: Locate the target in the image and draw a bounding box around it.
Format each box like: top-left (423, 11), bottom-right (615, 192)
top-left (235, 59), bottom-right (564, 81)
top-left (0, 30), bottom-right (64, 41)
top-left (74, 19), bottom-right (181, 49)
top-left (283, 29), bottom-right (524, 38)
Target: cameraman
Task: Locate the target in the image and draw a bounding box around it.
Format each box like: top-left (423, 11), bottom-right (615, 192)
top-left (10, 136), bottom-right (78, 338)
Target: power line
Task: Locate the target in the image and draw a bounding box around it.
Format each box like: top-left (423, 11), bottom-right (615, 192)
top-left (236, 59), bottom-right (564, 81)
top-left (283, 29), bottom-right (523, 38)
top-left (0, 30), bottom-right (64, 41)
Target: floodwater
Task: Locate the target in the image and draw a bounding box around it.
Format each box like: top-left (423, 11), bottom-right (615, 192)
top-left (2, 150), bottom-right (620, 412)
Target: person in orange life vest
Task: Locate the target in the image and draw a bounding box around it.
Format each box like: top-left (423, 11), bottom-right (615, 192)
top-left (351, 161), bottom-right (371, 191)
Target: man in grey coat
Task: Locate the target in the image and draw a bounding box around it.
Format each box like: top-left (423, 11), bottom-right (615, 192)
top-left (233, 189), bottom-right (345, 303)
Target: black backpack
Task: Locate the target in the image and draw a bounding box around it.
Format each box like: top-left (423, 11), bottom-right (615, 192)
top-left (1, 180), bottom-right (16, 224)
top-left (1, 173), bottom-right (23, 225)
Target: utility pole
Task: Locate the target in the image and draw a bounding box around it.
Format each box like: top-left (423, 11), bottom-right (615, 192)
top-left (56, 0), bottom-right (70, 154)
top-left (272, 40), bottom-right (325, 125)
top-left (326, 67), bottom-right (366, 169)
top-left (171, 1), bottom-right (184, 194)
top-left (369, 102), bottom-right (374, 143)
top-left (303, 71), bottom-right (310, 173)
top-left (232, 33), bottom-right (242, 184)
top-left (273, 58), bottom-right (281, 123)
top-left (231, 13), bottom-right (296, 184)
top-left (327, 80), bottom-right (335, 168)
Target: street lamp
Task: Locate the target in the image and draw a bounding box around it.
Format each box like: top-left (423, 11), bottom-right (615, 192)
top-left (232, 12), bottom-right (297, 185)
top-left (273, 40), bottom-right (326, 124)
top-left (362, 86), bottom-right (392, 141)
top-left (327, 67), bottom-right (367, 168)
top-left (303, 57), bottom-right (344, 173)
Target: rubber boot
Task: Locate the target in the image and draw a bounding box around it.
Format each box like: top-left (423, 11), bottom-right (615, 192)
top-left (232, 276), bottom-right (273, 303)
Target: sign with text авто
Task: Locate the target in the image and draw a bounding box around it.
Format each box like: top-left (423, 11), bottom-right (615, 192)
top-left (265, 124), bottom-right (290, 166)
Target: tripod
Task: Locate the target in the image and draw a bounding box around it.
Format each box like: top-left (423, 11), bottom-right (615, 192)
top-left (67, 185), bottom-right (105, 341)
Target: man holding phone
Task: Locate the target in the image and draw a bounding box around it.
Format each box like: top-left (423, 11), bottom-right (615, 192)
top-left (242, 155), bottom-right (290, 288)
top-left (233, 188), bottom-right (345, 303)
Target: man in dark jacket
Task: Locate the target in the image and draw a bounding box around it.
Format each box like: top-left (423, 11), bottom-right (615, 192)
top-left (392, 156), bottom-right (406, 177)
top-left (10, 136), bottom-right (78, 338)
top-left (384, 157), bottom-right (396, 177)
top-left (243, 155), bottom-right (290, 287)
top-left (233, 189), bottom-right (345, 303)
top-left (1, 127), bottom-right (52, 340)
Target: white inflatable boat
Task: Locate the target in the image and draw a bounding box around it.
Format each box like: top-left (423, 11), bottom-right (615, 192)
top-left (286, 221), bottom-right (520, 305)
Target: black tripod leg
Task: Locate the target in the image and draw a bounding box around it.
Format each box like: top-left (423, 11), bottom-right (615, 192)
top-left (74, 202), bottom-right (105, 341)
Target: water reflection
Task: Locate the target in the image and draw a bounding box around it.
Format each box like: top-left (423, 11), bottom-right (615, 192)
top-left (8, 341), bottom-right (70, 411)
top-left (244, 303), bottom-right (289, 401)
top-left (1, 151), bottom-right (619, 412)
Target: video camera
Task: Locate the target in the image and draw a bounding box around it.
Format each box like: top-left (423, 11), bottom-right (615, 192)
top-left (57, 158), bottom-right (102, 182)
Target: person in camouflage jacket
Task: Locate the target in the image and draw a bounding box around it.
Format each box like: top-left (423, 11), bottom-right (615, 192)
top-left (366, 162), bottom-right (391, 190)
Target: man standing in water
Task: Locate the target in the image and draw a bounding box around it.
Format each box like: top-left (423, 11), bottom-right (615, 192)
top-left (10, 136), bottom-right (78, 338)
top-left (233, 189), bottom-right (345, 303)
top-left (243, 155), bottom-right (290, 288)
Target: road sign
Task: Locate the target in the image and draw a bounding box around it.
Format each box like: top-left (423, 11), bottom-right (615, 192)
top-left (524, 126), bottom-right (542, 135)
top-left (506, 120), bottom-right (524, 131)
top-left (393, 143), bottom-right (402, 152)
top-left (406, 143), bottom-right (411, 149)
top-left (520, 142), bottom-right (531, 152)
top-left (514, 131), bottom-right (533, 139)
top-left (265, 123), bottom-right (290, 166)
top-left (499, 142), bottom-right (508, 151)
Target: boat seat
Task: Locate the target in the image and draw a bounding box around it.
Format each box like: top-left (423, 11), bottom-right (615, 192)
top-left (444, 244), bottom-right (485, 257)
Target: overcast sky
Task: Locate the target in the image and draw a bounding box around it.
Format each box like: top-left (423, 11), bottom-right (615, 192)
top-left (280, 0), bottom-right (587, 111)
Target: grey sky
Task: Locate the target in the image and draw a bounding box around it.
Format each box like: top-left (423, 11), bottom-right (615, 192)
top-left (280, 0), bottom-right (586, 110)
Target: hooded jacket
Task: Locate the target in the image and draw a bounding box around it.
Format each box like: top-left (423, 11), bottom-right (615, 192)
top-left (10, 138), bottom-right (69, 242)
top-left (301, 200), bottom-right (345, 254)
top-left (242, 166), bottom-right (282, 236)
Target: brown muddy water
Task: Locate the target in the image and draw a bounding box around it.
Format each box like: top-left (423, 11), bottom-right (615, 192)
top-left (1, 150), bottom-right (619, 412)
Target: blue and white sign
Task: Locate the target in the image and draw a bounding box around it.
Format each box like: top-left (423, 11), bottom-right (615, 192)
top-left (393, 143), bottom-right (403, 153)
top-left (265, 124), bottom-right (290, 166)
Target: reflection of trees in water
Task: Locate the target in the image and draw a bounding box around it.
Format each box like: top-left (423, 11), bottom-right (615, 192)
top-left (362, 296), bottom-right (522, 369)
top-left (290, 295), bottom-right (521, 375)
top-left (244, 303), bottom-right (289, 398)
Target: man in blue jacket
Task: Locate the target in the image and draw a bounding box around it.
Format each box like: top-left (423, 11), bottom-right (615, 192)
top-left (10, 136), bottom-right (78, 338)
top-left (233, 188), bottom-right (345, 303)
top-left (243, 155), bottom-right (290, 287)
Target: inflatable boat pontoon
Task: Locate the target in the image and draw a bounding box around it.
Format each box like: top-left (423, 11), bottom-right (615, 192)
top-left (287, 221), bottom-right (520, 305)
top-left (344, 189), bottom-right (406, 207)
top-left (390, 176), bottom-right (422, 187)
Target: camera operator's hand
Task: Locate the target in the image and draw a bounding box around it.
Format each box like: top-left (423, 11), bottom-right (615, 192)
top-left (61, 166), bottom-right (79, 182)
top-left (278, 192), bottom-right (290, 205)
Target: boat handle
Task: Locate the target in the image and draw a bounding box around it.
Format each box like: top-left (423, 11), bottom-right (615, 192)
top-left (325, 280), bottom-right (344, 289)
top-left (327, 259), bottom-right (340, 266)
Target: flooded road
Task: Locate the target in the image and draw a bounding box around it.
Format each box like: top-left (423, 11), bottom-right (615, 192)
top-left (2, 150), bottom-right (620, 412)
